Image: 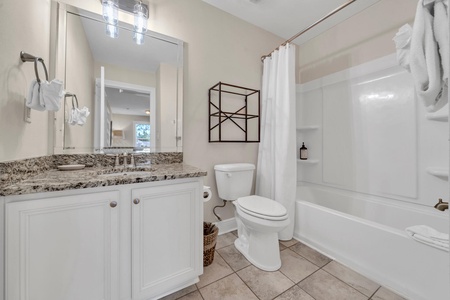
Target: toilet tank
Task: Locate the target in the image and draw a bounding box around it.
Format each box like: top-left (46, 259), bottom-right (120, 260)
top-left (214, 163), bottom-right (255, 201)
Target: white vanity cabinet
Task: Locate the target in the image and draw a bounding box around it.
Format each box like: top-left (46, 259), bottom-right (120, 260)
top-left (131, 182), bottom-right (203, 300)
top-left (5, 191), bottom-right (120, 300)
top-left (3, 178), bottom-right (203, 300)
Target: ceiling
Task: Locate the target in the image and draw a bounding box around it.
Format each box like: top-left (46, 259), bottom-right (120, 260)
top-left (202, 0), bottom-right (380, 46)
top-left (105, 87), bottom-right (150, 116)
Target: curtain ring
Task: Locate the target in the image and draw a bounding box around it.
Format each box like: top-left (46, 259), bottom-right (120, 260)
top-left (33, 57), bottom-right (48, 83)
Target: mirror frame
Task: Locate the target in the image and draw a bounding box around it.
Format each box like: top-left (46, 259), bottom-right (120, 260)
top-left (51, 1), bottom-right (184, 154)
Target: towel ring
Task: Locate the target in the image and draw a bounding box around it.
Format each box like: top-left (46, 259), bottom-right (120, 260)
top-left (20, 51), bottom-right (49, 83)
top-left (34, 57), bottom-right (49, 83)
top-left (65, 93), bottom-right (79, 109)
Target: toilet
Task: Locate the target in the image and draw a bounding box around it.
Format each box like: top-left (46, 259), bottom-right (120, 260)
top-left (214, 163), bottom-right (289, 271)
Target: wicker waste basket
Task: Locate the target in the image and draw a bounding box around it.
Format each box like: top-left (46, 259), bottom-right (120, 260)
top-left (203, 222), bottom-right (219, 267)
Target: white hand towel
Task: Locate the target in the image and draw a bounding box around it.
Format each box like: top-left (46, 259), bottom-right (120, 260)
top-left (40, 79), bottom-right (64, 111)
top-left (76, 106), bottom-right (90, 126)
top-left (409, 0), bottom-right (446, 112)
top-left (434, 0), bottom-right (449, 84)
top-left (26, 79), bottom-right (46, 111)
top-left (406, 225), bottom-right (449, 252)
top-left (68, 108), bottom-right (78, 126)
top-left (393, 24), bottom-right (413, 72)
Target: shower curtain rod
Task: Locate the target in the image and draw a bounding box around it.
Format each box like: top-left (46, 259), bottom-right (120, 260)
top-left (261, 0), bottom-right (356, 61)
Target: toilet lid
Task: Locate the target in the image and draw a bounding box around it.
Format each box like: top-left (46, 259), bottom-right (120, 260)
top-left (237, 195), bottom-right (287, 219)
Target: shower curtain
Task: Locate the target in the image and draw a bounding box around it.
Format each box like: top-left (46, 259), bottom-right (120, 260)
top-left (256, 43), bottom-right (297, 240)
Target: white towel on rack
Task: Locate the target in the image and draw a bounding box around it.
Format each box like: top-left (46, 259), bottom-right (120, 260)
top-left (406, 225), bottom-right (449, 252)
top-left (434, 0), bottom-right (449, 85)
top-left (68, 106), bottom-right (90, 126)
top-left (40, 79), bottom-right (64, 111)
top-left (26, 79), bottom-right (46, 111)
top-left (409, 0), bottom-right (446, 112)
top-left (393, 24), bottom-right (413, 72)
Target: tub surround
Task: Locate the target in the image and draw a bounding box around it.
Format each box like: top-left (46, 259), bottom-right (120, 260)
top-left (0, 153), bottom-right (206, 196)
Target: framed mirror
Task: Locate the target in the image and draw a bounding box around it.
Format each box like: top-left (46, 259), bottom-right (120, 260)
top-left (52, 2), bottom-right (183, 154)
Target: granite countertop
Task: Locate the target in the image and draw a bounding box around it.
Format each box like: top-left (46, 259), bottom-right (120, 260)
top-left (1, 163), bottom-right (207, 197)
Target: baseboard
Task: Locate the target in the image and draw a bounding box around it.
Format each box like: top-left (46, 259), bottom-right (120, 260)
top-left (214, 217), bottom-right (237, 235)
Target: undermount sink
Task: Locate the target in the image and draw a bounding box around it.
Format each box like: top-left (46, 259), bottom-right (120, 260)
top-left (97, 168), bottom-right (155, 178)
top-left (98, 171), bottom-right (153, 178)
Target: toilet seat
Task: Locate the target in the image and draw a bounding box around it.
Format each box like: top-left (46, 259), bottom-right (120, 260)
top-left (237, 195), bottom-right (288, 221)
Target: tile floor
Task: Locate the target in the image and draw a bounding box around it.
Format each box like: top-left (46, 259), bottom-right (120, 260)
top-left (162, 231), bottom-right (407, 300)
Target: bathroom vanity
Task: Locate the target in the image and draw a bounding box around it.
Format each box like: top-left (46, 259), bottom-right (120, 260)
top-left (0, 155), bottom-right (206, 300)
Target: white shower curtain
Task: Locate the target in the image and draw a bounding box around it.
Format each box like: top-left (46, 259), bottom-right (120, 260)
top-left (256, 43), bottom-right (297, 240)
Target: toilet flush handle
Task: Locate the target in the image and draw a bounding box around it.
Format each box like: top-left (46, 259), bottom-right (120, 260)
top-left (226, 173), bottom-right (232, 178)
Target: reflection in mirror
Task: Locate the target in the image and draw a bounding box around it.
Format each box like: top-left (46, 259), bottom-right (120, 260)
top-left (53, 2), bottom-right (183, 154)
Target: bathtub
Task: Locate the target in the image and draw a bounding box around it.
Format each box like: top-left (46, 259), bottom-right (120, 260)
top-left (294, 185), bottom-right (449, 300)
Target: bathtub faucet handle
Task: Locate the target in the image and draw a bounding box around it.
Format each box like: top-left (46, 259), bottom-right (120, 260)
top-left (434, 198), bottom-right (448, 211)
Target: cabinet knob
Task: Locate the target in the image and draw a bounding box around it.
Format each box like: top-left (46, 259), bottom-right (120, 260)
top-left (133, 198), bottom-right (140, 205)
top-left (110, 201), bottom-right (118, 208)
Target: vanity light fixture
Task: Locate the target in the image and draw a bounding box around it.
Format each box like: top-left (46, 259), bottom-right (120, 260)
top-left (101, 0), bottom-right (149, 45)
top-left (133, 1), bottom-right (148, 45)
top-left (102, 0), bottom-right (119, 38)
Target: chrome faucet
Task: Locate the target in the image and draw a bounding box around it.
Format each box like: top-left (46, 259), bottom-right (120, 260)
top-left (434, 198), bottom-right (448, 211)
top-left (114, 153), bottom-right (135, 168)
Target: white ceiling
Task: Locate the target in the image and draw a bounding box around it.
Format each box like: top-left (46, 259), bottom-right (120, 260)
top-left (105, 87), bottom-right (150, 116)
top-left (202, 0), bottom-right (380, 46)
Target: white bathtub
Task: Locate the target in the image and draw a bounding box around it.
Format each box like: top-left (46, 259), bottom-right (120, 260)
top-left (294, 185), bottom-right (449, 300)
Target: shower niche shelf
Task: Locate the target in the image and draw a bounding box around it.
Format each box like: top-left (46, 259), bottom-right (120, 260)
top-left (297, 159), bottom-right (319, 164)
top-left (209, 82), bottom-right (260, 143)
top-left (426, 111), bottom-right (448, 122)
top-left (426, 167), bottom-right (449, 179)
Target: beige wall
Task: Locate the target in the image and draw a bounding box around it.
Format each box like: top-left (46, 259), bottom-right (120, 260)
top-left (61, 12), bottom-right (96, 151)
top-left (298, 0), bottom-right (416, 83)
top-left (94, 62), bottom-right (156, 87)
top-left (156, 63), bottom-right (177, 152)
top-left (112, 114), bottom-right (148, 147)
top-left (0, 0), bottom-right (51, 162)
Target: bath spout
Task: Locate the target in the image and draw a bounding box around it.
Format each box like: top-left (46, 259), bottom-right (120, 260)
top-left (434, 198), bottom-right (448, 211)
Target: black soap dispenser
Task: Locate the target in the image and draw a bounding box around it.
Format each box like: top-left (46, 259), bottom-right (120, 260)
top-left (300, 142), bottom-right (308, 160)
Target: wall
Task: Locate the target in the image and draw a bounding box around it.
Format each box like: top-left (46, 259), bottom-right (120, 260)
top-left (94, 62), bottom-right (156, 87)
top-left (298, 0), bottom-right (416, 84)
top-left (112, 114), bottom-right (148, 147)
top-left (156, 63), bottom-right (177, 152)
top-left (297, 0), bottom-right (448, 208)
top-left (1, 0), bottom-right (283, 221)
top-left (59, 12), bottom-right (96, 152)
top-left (0, 0), bottom-right (52, 162)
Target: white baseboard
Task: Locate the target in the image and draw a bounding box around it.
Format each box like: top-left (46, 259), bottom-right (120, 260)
top-left (214, 217), bottom-right (237, 235)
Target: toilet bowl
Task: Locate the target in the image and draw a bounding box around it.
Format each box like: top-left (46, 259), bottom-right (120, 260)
top-left (214, 163), bottom-right (289, 272)
top-left (234, 196), bottom-right (289, 271)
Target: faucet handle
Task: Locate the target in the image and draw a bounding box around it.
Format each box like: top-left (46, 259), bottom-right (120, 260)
top-left (130, 154), bottom-right (135, 167)
top-left (114, 154), bottom-right (120, 167)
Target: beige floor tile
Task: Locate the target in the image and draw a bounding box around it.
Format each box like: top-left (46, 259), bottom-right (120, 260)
top-left (279, 249), bottom-right (319, 283)
top-left (160, 285), bottom-right (197, 300)
top-left (177, 291), bottom-right (203, 300)
top-left (279, 242), bottom-right (287, 250)
top-left (217, 244), bottom-right (251, 271)
top-left (280, 239), bottom-right (299, 248)
top-left (290, 242), bottom-right (332, 267)
top-left (231, 230), bottom-right (238, 237)
top-left (274, 285), bottom-right (315, 300)
top-left (199, 273), bottom-right (258, 300)
top-left (323, 261), bottom-right (380, 297)
top-left (237, 265), bottom-right (295, 300)
top-left (197, 251), bottom-right (233, 288)
top-left (216, 232), bottom-right (237, 250)
top-left (371, 287), bottom-right (407, 300)
top-left (299, 269), bottom-right (367, 300)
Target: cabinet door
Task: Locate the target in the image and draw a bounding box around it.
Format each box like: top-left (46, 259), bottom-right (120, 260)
top-left (131, 181), bottom-right (202, 300)
top-left (6, 191), bottom-right (120, 300)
